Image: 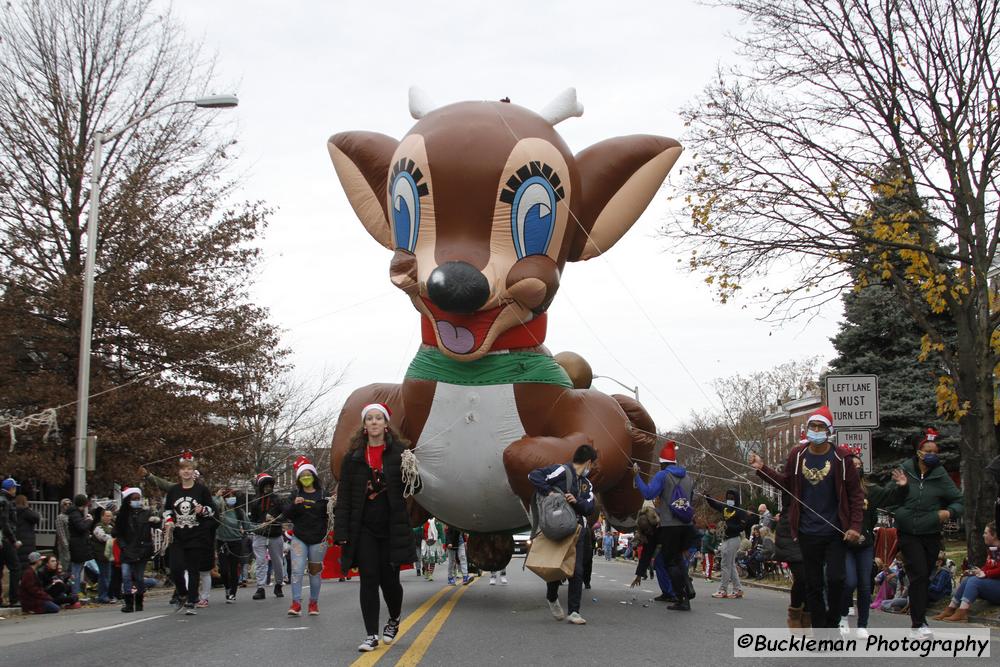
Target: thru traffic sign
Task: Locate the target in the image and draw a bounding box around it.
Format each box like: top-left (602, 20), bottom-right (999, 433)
top-left (836, 430), bottom-right (872, 473)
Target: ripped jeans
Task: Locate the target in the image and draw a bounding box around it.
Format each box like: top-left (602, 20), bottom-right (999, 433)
top-left (290, 536), bottom-right (327, 603)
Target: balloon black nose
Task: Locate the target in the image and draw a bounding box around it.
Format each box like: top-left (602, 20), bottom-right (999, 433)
top-left (427, 261), bottom-right (490, 313)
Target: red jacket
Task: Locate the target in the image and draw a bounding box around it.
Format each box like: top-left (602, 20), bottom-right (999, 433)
top-left (19, 566), bottom-right (54, 614)
top-left (982, 552), bottom-right (1000, 579)
top-left (757, 444), bottom-right (864, 540)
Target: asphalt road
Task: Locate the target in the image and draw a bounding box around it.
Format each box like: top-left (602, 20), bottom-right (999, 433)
top-left (2, 558), bottom-right (998, 666)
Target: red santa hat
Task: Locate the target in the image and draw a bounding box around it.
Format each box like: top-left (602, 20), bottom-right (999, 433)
top-left (178, 449), bottom-right (196, 466)
top-left (361, 403), bottom-right (391, 423)
top-left (255, 472), bottom-right (274, 486)
top-left (293, 455), bottom-right (317, 479)
top-left (806, 406), bottom-right (834, 429)
top-left (121, 487), bottom-right (142, 499)
top-left (921, 427), bottom-right (939, 444)
top-left (658, 440), bottom-right (677, 464)
top-left (799, 430), bottom-right (808, 445)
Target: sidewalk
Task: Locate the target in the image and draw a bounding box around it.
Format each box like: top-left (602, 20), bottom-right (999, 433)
top-left (0, 585), bottom-right (174, 620)
top-left (735, 575), bottom-right (1000, 628)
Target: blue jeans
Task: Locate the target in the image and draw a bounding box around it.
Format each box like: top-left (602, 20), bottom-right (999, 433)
top-left (290, 537), bottom-right (327, 603)
top-left (121, 561), bottom-right (148, 596)
top-left (603, 536), bottom-right (614, 560)
top-left (96, 561), bottom-right (112, 601)
top-left (953, 576), bottom-right (1000, 606)
top-left (70, 562), bottom-right (85, 596)
top-left (843, 545), bottom-right (873, 627)
top-left (37, 600), bottom-right (60, 614)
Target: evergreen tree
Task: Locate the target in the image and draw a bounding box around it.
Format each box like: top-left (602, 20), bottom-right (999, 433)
top-left (829, 282), bottom-right (958, 473)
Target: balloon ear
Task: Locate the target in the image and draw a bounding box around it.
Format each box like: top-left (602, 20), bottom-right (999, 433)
top-left (328, 131), bottom-right (400, 250)
top-left (568, 135), bottom-right (682, 261)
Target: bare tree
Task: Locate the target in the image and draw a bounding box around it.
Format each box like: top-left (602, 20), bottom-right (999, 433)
top-left (232, 368), bottom-right (342, 488)
top-left (712, 357), bottom-right (822, 445)
top-left (664, 0), bottom-right (1000, 561)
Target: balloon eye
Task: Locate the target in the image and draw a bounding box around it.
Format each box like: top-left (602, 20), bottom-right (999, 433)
top-left (391, 172), bottom-right (419, 251)
top-left (389, 159), bottom-right (429, 252)
top-left (511, 177), bottom-right (556, 259)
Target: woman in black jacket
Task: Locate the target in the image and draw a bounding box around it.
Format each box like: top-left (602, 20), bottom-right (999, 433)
top-left (282, 456), bottom-right (329, 618)
top-left (14, 495), bottom-right (39, 567)
top-left (334, 403), bottom-right (413, 653)
top-left (115, 487), bottom-right (157, 613)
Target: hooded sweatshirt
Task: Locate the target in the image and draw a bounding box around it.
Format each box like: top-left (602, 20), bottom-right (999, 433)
top-left (634, 464), bottom-right (695, 527)
top-left (706, 491), bottom-right (750, 539)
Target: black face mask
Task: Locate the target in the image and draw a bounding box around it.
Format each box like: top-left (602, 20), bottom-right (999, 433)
top-left (921, 453), bottom-right (941, 468)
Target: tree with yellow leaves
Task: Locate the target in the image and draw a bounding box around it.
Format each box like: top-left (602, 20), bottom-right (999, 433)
top-left (666, 0), bottom-right (1000, 562)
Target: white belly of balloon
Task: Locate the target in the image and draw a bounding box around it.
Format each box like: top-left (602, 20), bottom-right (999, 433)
top-left (412, 383), bottom-right (530, 533)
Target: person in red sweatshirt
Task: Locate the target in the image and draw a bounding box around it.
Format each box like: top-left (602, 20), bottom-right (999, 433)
top-left (19, 551), bottom-right (59, 614)
top-left (749, 406), bottom-right (863, 628)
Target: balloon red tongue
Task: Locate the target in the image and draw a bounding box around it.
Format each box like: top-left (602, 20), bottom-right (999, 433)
top-left (436, 320), bottom-right (476, 354)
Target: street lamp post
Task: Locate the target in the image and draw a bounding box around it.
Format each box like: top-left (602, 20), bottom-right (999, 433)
top-left (592, 374), bottom-right (639, 401)
top-left (73, 95), bottom-right (239, 496)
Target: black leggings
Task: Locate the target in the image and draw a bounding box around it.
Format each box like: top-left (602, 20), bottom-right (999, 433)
top-left (788, 561), bottom-right (807, 609)
top-left (898, 533), bottom-right (941, 628)
top-left (357, 529), bottom-right (403, 635)
top-left (219, 541), bottom-right (243, 595)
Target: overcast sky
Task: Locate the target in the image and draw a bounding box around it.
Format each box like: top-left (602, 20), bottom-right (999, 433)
top-left (169, 0), bottom-right (841, 432)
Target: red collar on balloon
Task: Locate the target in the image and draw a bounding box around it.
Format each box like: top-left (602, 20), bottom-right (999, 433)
top-left (420, 310), bottom-right (547, 352)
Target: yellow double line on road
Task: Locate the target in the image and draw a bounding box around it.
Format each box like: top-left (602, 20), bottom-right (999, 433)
top-left (351, 577), bottom-right (477, 667)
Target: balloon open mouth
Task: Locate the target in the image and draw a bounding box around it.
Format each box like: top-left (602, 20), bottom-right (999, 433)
top-left (421, 298), bottom-right (506, 355)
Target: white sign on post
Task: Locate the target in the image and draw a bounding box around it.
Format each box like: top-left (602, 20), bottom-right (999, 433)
top-left (825, 374), bottom-right (880, 428)
top-left (836, 430), bottom-right (872, 473)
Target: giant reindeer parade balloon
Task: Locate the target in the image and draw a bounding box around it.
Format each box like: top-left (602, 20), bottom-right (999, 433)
top-left (328, 88), bottom-right (681, 566)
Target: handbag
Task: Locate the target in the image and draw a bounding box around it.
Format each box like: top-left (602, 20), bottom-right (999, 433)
top-left (525, 525), bottom-right (580, 582)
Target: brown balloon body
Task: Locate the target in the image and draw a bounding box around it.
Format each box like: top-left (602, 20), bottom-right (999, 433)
top-left (327, 92), bottom-right (680, 556)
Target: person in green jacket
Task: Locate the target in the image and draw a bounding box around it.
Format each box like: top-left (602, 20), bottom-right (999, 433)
top-left (214, 488), bottom-right (251, 603)
top-left (884, 428), bottom-right (963, 638)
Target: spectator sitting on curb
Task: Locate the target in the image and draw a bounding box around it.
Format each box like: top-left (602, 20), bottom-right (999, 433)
top-left (933, 522), bottom-right (1000, 622)
top-left (19, 552), bottom-right (59, 614)
top-left (38, 555), bottom-right (80, 608)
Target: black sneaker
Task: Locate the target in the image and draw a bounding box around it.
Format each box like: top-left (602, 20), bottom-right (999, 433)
top-left (653, 594), bottom-right (676, 603)
top-left (358, 635), bottom-right (379, 652)
top-left (184, 603), bottom-right (197, 616)
top-left (273, 585), bottom-right (284, 598)
top-left (383, 617), bottom-right (400, 644)
top-left (667, 598), bottom-right (691, 611)
top-left (252, 587), bottom-right (265, 600)
top-left (225, 593), bottom-right (236, 604)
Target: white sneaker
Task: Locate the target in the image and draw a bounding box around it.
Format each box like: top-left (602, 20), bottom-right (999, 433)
top-left (500, 575), bottom-right (508, 585)
top-left (358, 635), bottom-right (379, 652)
top-left (838, 616), bottom-right (851, 637)
top-left (848, 606), bottom-right (856, 617)
top-left (566, 611), bottom-right (587, 625)
top-left (489, 576), bottom-right (497, 586)
top-left (855, 628), bottom-right (869, 639)
top-left (548, 599), bottom-right (565, 621)
top-left (908, 625), bottom-right (933, 640)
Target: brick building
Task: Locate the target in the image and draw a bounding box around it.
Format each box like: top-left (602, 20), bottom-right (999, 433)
top-left (760, 392), bottom-right (824, 467)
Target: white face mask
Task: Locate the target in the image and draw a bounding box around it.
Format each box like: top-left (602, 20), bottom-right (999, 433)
top-left (806, 430), bottom-right (828, 445)
top-left (225, 497), bottom-right (237, 507)
top-left (726, 499), bottom-right (736, 507)
top-left (129, 500), bottom-right (142, 509)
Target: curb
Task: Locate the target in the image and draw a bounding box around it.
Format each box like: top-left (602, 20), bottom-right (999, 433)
top-left (738, 578), bottom-right (1000, 629)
